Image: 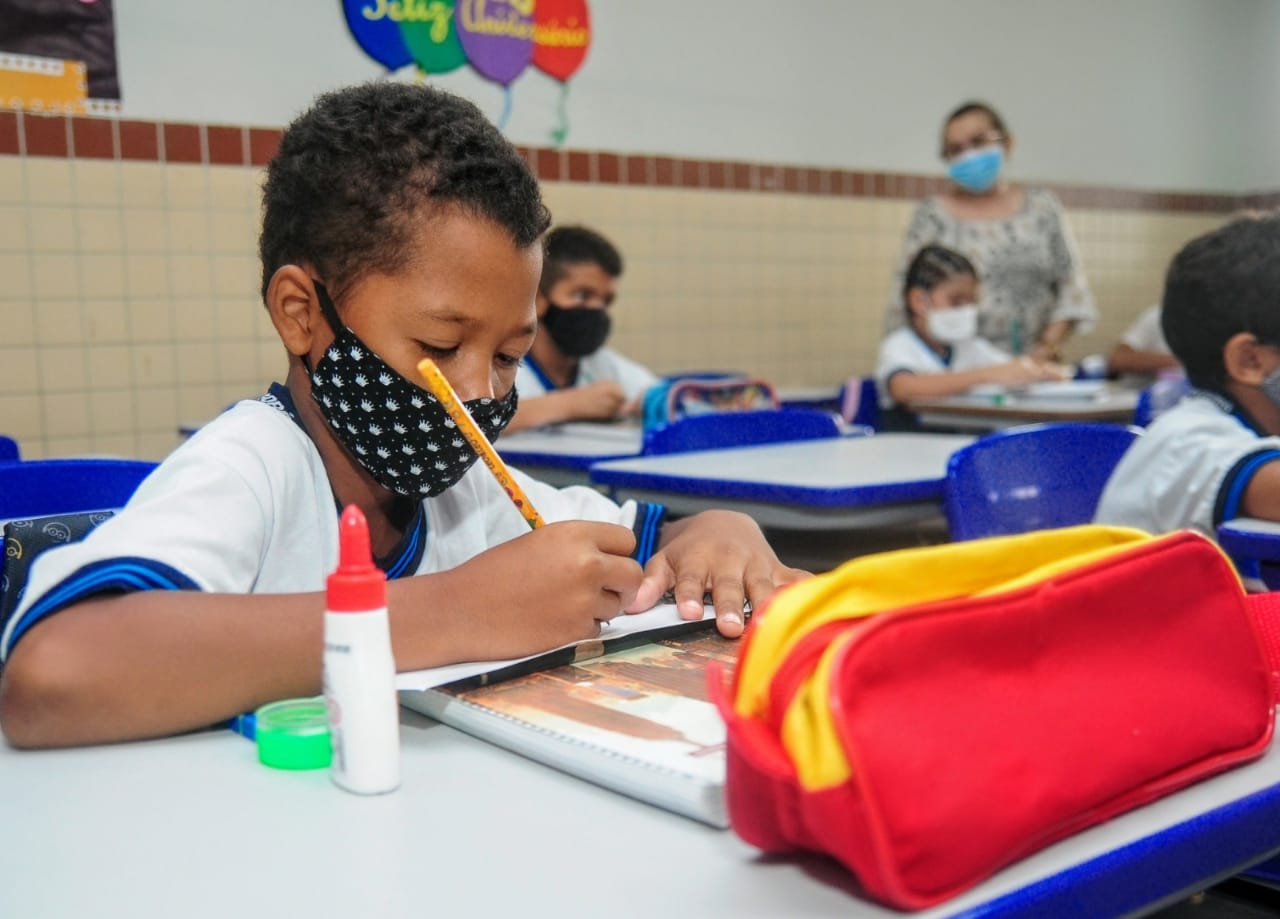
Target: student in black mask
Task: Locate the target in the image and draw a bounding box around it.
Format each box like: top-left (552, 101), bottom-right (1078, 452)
top-left (506, 226), bottom-right (658, 432)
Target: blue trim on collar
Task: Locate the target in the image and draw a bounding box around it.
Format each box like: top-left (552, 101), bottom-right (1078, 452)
top-left (262, 382), bottom-right (428, 579)
top-left (522, 355), bottom-right (560, 392)
top-left (909, 329), bottom-right (952, 368)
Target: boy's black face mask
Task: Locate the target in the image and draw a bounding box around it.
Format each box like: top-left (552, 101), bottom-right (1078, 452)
top-left (542, 302), bottom-right (612, 357)
top-left (304, 282), bottom-right (518, 499)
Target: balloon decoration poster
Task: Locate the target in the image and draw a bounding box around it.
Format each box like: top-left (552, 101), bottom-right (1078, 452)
top-left (344, 0), bottom-right (591, 145)
top-left (0, 0), bottom-right (121, 115)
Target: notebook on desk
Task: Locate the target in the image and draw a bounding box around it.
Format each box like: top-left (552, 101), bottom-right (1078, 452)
top-left (398, 623), bottom-right (736, 828)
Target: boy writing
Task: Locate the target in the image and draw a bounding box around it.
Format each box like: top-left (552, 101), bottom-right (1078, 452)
top-left (0, 83), bottom-right (804, 749)
top-left (1095, 214), bottom-right (1280, 536)
top-left (504, 225), bottom-right (657, 432)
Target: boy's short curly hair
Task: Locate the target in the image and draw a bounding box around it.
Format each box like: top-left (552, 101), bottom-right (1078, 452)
top-left (259, 82), bottom-right (551, 303)
top-left (1161, 214), bottom-right (1280, 390)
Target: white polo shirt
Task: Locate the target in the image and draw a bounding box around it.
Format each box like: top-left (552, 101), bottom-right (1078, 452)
top-left (1094, 391), bottom-right (1280, 537)
top-left (2, 387), bottom-right (665, 660)
top-left (516, 347), bottom-right (658, 402)
top-left (875, 327), bottom-right (1012, 407)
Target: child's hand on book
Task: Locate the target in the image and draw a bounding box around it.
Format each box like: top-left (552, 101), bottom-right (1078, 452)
top-left (432, 521), bottom-right (642, 660)
top-left (624, 510), bottom-right (810, 638)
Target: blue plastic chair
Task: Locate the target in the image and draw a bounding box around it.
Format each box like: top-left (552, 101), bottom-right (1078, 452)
top-left (642, 408), bottom-right (841, 456)
top-left (1133, 373), bottom-right (1190, 427)
top-left (838, 376), bottom-right (880, 430)
top-left (0, 458), bottom-right (158, 520)
top-left (0, 436), bottom-right (19, 463)
top-left (943, 423), bottom-right (1142, 540)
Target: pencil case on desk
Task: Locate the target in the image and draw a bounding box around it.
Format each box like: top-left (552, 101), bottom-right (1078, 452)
top-left (710, 525), bottom-right (1280, 910)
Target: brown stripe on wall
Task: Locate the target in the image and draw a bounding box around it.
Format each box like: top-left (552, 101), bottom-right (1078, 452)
top-left (0, 111), bottom-right (1267, 214)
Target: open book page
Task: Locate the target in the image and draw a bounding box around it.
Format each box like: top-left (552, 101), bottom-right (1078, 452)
top-left (400, 630), bottom-right (739, 826)
top-left (395, 602), bottom-right (715, 692)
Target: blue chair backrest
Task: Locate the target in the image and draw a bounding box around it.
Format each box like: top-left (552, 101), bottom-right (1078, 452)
top-left (1133, 373), bottom-right (1189, 427)
top-left (943, 423), bottom-right (1141, 541)
top-left (839, 376), bottom-right (880, 430)
top-left (642, 408), bottom-right (840, 456)
top-left (0, 458), bottom-right (158, 520)
top-left (0, 436), bottom-right (19, 463)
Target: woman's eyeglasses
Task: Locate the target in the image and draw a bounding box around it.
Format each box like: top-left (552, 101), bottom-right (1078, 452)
top-left (942, 132), bottom-right (1005, 161)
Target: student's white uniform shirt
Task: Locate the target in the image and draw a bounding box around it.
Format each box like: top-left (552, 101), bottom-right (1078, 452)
top-left (516, 347), bottom-right (658, 401)
top-left (1094, 391), bottom-right (1280, 537)
top-left (1, 392), bottom-right (657, 659)
top-left (1120, 304), bottom-right (1171, 355)
top-left (874, 327), bottom-right (1011, 407)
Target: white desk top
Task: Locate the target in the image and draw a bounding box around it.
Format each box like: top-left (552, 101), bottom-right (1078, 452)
top-left (497, 422), bottom-right (644, 486)
top-left (589, 433), bottom-right (973, 530)
top-left (909, 387), bottom-right (1139, 431)
top-left (4, 713), bottom-right (1280, 918)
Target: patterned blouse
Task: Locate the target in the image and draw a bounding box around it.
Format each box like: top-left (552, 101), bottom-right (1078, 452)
top-left (882, 189), bottom-right (1098, 355)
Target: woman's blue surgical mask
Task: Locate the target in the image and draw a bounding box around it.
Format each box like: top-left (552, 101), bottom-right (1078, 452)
top-left (947, 145), bottom-right (1004, 194)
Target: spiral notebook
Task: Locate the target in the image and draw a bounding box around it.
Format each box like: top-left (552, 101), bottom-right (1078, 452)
top-left (398, 627), bottom-right (738, 827)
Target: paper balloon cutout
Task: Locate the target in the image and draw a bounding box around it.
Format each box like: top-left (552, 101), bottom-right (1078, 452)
top-left (455, 0), bottom-right (534, 85)
top-left (532, 0), bottom-right (590, 82)
top-left (399, 1), bottom-right (468, 74)
top-left (343, 0), bottom-right (592, 139)
top-left (531, 0), bottom-right (590, 146)
top-left (343, 0), bottom-right (414, 71)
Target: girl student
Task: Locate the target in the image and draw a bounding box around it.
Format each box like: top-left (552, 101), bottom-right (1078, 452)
top-left (875, 244), bottom-right (1065, 427)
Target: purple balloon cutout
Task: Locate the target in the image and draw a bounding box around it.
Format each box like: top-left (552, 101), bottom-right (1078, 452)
top-left (455, 0), bottom-right (534, 86)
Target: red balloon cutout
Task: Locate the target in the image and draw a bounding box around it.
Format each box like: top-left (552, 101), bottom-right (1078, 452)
top-left (532, 0), bottom-right (591, 82)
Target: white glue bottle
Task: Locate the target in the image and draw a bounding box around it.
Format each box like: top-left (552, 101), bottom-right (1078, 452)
top-left (324, 504), bottom-right (401, 795)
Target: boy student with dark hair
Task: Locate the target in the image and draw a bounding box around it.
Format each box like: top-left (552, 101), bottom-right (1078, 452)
top-left (0, 83), bottom-right (804, 749)
top-left (1095, 214), bottom-right (1280, 536)
top-left (504, 225), bottom-right (658, 433)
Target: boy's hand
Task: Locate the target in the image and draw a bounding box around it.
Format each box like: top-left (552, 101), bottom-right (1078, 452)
top-left (569, 381), bottom-right (628, 420)
top-left (436, 521), bottom-right (642, 660)
top-left (623, 510), bottom-right (809, 638)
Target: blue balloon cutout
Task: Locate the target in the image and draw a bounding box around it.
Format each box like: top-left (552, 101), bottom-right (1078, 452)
top-left (343, 0), bottom-right (414, 71)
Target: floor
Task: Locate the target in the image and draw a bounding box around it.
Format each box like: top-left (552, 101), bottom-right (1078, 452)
top-left (1150, 879), bottom-right (1280, 918)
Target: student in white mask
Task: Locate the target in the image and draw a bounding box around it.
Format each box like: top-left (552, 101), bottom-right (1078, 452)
top-left (875, 244), bottom-right (1066, 429)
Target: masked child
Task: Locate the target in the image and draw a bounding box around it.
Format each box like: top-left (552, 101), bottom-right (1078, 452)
top-left (0, 83), bottom-right (804, 748)
top-left (505, 225), bottom-right (657, 432)
top-left (1096, 214), bottom-right (1280, 537)
top-left (874, 244), bottom-right (1065, 429)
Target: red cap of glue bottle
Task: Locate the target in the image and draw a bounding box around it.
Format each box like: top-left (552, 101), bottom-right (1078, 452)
top-left (327, 504), bottom-right (387, 612)
top-left (323, 505), bottom-right (400, 795)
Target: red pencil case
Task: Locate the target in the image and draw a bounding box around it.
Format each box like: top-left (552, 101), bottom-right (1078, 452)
top-left (711, 526), bottom-right (1280, 910)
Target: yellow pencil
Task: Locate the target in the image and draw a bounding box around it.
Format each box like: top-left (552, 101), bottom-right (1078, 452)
top-left (416, 358), bottom-right (545, 530)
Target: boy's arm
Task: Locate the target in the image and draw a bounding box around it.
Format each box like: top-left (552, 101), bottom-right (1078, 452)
top-left (888, 359), bottom-right (1064, 403)
top-left (1106, 343), bottom-right (1180, 377)
top-left (624, 510), bottom-right (808, 638)
top-left (0, 520), bottom-right (643, 749)
top-left (1239, 460), bottom-right (1280, 522)
top-left (504, 382), bottom-right (628, 432)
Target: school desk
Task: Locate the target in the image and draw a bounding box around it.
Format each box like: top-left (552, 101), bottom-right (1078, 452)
top-left (497, 421), bottom-right (644, 486)
top-left (908, 387), bottom-right (1139, 432)
top-left (3, 713), bottom-right (1280, 918)
top-left (588, 432), bottom-right (974, 530)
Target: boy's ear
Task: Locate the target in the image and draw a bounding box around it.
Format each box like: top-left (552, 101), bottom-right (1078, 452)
top-left (1223, 331), bottom-right (1270, 385)
top-left (534, 289), bottom-right (550, 320)
top-left (266, 266), bottom-right (322, 357)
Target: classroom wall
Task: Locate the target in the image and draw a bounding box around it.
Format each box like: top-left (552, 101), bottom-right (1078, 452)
top-left (110, 0), bottom-right (1277, 192)
top-left (0, 128), bottom-right (1226, 460)
top-left (2, 1), bottom-right (1272, 459)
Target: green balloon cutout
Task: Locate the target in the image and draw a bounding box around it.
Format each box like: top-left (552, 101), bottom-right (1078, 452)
top-left (397, 1), bottom-right (467, 74)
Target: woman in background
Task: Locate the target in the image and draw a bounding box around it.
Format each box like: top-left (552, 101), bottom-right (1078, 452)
top-left (876, 244), bottom-right (1064, 430)
top-left (883, 102), bottom-right (1098, 362)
